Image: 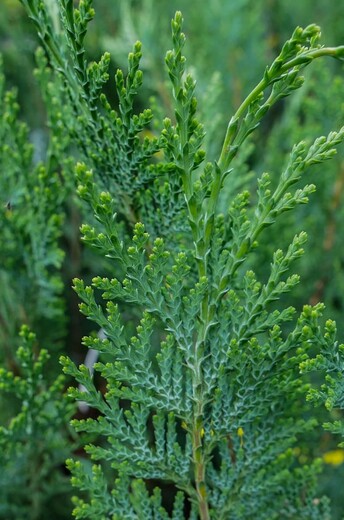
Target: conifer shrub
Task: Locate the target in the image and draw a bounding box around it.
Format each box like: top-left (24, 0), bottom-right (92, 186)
top-left (0, 1), bottom-right (344, 518)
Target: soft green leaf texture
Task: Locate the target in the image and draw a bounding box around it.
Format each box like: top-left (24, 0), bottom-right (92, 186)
top-left (2, 1), bottom-right (344, 518)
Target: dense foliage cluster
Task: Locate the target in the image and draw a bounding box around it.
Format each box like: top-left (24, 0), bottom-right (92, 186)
top-left (0, 1), bottom-right (344, 518)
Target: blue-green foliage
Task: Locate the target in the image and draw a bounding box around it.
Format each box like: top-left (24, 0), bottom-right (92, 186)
top-left (1, 1), bottom-right (344, 518)
top-left (54, 8), bottom-right (344, 519)
top-left (20, 0), bottom-right (166, 223)
top-left (254, 61), bottom-right (344, 331)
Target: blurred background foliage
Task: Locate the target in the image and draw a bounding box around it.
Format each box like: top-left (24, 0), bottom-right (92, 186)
top-left (0, 0), bottom-right (344, 517)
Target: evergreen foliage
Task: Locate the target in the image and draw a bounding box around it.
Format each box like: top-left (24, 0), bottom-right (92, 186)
top-left (0, 56), bottom-right (66, 358)
top-left (301, 319), bottom-right (344, 445)
top-left (0, 326), bottom-right (75, 519)
top-left (0, 1), bottom-right (344, 518)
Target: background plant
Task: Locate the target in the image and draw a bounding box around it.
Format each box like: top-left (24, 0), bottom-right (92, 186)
top-left (0, 326), bottom-right (75, 519)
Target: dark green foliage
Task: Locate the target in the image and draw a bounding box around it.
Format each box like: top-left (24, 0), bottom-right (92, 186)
top-left (0, 326), bottom-right (75, 519)
top-left (300, 319), bottom-right (344, 445)
top-left (0, 57), bottom-right (66, 357)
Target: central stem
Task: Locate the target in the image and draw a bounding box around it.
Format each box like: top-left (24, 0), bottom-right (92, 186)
top-left (190, 255), bottom-right (215, 520)
top-left (192, 404), bottom-right (210, 520)
top-left (191, 297), bottom-right (210, 519)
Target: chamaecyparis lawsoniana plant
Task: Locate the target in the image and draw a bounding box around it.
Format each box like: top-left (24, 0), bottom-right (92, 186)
top-left (17, 1), bottom-right (344, 518)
